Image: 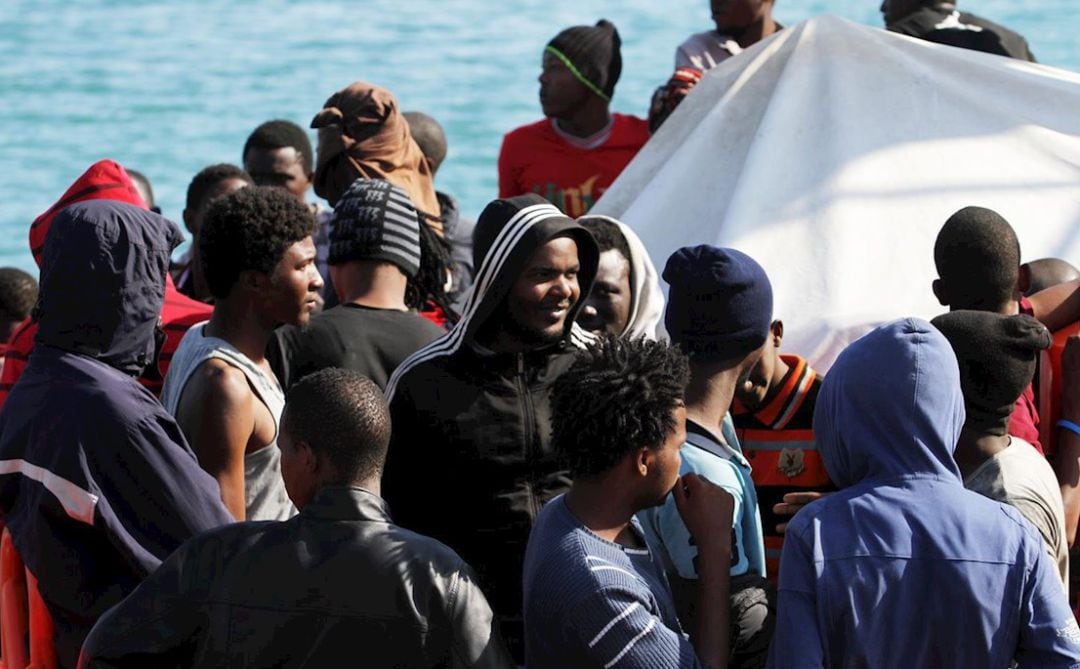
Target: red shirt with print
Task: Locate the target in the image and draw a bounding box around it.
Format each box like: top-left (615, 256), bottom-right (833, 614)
top-left (1012, 295), bottom-right (1043, 453)
top-left (497, 114), bottom-right (649, 217)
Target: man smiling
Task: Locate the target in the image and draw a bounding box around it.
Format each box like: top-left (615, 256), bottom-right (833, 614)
top-left (384, 193), bottom-right (598, 662)
top-left (161, 187), bottom-right (323, 521)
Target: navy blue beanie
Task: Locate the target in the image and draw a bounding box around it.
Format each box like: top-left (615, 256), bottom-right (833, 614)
top-left (663, 245), bottom-right (773, 357)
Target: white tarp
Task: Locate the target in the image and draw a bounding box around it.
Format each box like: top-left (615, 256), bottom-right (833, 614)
top-left (593, 15), bottom-right (1080, 371)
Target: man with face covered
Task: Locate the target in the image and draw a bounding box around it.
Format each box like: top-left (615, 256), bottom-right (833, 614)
top-left (0, 201), bottom-right (233, 667)
top-left (383, 194), bottom-right (598, 661)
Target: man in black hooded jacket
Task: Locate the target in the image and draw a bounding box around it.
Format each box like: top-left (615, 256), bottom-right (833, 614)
top-left (0, 200), bottom-right (233, 668)
top-left (383, 193), bottom-right (598, 660)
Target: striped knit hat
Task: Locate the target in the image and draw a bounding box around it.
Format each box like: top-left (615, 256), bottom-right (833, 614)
top-left (546, 19), bottom-right (622, 101)
top-left (329, 179), bottom-right (421, 278)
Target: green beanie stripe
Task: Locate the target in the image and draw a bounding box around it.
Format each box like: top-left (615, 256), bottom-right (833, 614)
top-left (544, 45), bottom-right (610, 102)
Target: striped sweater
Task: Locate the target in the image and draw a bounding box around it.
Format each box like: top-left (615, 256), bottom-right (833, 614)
top-left (733, 354), bottom-right (831, 580)
top-left (523, 495), bottom-right (705, 668)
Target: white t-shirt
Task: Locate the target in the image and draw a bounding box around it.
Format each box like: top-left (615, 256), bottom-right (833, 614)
top-left (674, 30), bottom-right (742, 71)
top-left (965, 437), bottom-right (1069, 591)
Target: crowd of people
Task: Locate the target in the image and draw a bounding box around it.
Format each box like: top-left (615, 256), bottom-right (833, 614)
top-left (0, 1), bottom-right (1063, 668)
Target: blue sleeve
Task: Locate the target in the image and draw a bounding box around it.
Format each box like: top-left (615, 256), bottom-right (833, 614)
top-left (93, 412), bottom-right (233, 570)
top-left (642, 450), bottom-right (748, 580)
top-left (566, 586), bottom-right (704, 669)
top-left (1015, 541), bottom-right (1080, 667)
top-left (767, 527), bottom-right (825, 669)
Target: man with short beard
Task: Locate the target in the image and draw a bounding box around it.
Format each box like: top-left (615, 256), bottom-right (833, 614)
top-left (383, 193), bottom-right (598, 662)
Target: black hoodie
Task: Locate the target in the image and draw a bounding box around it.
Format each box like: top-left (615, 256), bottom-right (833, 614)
top-left (887, 3), bottom-right (1036, 62)
top-left (383, 195), bottom-right (598, 659)
top-left (0, 201), bottom-right (233, 667)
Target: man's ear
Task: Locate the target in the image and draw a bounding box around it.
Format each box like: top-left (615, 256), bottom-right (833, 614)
top-left (634, 447), bottom-right (652, 478)
top-left (240, 269), bottom-right (268, 294)
top-left (296, 439), bottom-right (319, 475)
top-left (771, 320), bottom-right (784, 347)
top-left (1018, 263), bottom-right (1032, 296)
top-left (932, 279), bottom-right (949, 307)
top-left (181, 208), bottom-right (197, 237)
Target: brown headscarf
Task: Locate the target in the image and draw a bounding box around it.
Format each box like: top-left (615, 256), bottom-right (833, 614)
top-left (311, 81), bottom-right (442, 235)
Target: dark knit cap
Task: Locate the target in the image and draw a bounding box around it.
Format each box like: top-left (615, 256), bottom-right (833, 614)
top-left (546, 19), bottom-right (623, 101)
top-left (931, 310), bottom-right (1051, 436)
top-left (663, 245), bottom-right (773, 358)
top-left (329, 179), bottom-right (421, 278)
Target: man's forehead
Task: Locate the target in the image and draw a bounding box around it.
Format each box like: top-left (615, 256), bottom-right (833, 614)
top-left (525, 235), bottom-right (580, 266)
top-left (246, 146), bottom-right (303, 170)
top-left (541, 51), bottom-right (566, 69)
top-left (280, 236), bottom-right (316, 261)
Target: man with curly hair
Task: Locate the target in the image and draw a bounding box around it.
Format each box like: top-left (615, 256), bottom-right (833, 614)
top-left (524, 335), bottom-right (735, 668)
top-left (161, 186), bottom-right (323, 521)
top-left (243, 119), bottom-right (335, 305)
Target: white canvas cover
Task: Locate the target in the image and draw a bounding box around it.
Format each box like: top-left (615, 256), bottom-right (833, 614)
top-left (593, 15), bottom-right (1080, 371)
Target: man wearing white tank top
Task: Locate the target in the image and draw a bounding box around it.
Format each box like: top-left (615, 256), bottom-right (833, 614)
top-left (162, 187), bottom-right (323, 521)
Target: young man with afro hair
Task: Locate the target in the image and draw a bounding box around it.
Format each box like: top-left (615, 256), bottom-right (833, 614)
top-left (243, 119), bottom-right (335, 305)
top-left (523, 335), bottom-right (735, 669)
top-left (161, 186), bottom-right (323, 521)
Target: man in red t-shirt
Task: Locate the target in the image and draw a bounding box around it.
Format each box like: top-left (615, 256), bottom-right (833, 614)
top-left (497, 19), bottom-right (649, 218)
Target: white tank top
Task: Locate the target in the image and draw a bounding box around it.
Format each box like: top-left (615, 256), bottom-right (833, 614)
top-left (161, 322), bottom-right (296, 521)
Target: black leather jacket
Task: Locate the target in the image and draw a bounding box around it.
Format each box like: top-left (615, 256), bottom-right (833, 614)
top-left (80, 486), bottom-right (514, 668)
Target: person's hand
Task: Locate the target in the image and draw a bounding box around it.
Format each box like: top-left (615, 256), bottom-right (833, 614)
top-left (1062, 335), bottom-right (1080, 416)
top-left (773, 491), bottom-right (831, 534)
top-left (673, 473), bottom-right (734, 552)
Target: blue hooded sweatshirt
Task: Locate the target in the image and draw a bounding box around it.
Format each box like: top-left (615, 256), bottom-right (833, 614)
top-left (0, 201), bottom-right (234, 668)
top-left (768, 318), bottom-right (1080, 669)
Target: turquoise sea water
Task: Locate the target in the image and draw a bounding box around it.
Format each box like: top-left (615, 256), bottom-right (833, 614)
top-left (1, 1), bottom-right (1076, 272)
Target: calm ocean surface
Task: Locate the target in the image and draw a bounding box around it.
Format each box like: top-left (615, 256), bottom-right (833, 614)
top-left (1, 0), bottom-right (1076, 272)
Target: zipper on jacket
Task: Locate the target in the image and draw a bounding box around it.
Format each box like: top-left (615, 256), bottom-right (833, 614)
top-left (516, 352), bottom-right (541, 519)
